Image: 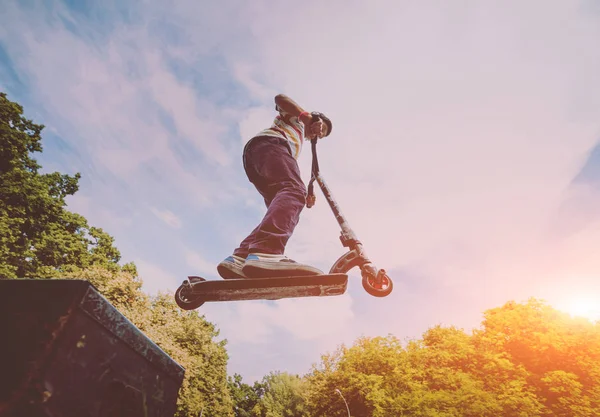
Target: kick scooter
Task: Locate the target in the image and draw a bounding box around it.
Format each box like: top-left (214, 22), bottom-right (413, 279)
top-left (175, 120), bottom-right (393, 310)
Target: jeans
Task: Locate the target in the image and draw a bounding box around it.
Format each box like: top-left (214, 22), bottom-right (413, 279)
top-left (233, 136), bottom-right (307, 257)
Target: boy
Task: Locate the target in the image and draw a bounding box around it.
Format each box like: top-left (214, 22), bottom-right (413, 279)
top-left (218, 94), bottom-right (332, 279)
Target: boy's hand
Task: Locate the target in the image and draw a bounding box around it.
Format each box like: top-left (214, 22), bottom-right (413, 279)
top-left (308, 120), bottom-right (326, 139)
top-left (306, 194), bottom-right (316, 208)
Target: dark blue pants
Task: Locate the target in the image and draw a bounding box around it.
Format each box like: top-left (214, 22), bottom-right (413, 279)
top-left (233, 136), bottom-right (307, 257)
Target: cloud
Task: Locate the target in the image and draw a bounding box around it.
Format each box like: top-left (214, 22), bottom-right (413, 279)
top-left (237, 106), bottom-right (275, 145)
top-left (231, 61), bottom-right (277, 102)
top-left (143, 50), bottom-right (233, 167)
top-left (223, 296), bottom-right (354, 343)
top-left (136, 258), bottom-right (179, 295)
top-left (0, 1), bottom-right (240, 213)
top-left (185, 249), bottom-right (216, 277)
top-left (151, 207), bottom-right (182, 229)
top-left (66, 194), bottom-right (134, 231)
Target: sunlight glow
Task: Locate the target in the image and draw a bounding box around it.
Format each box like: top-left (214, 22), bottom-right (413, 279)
top-left (560, 296), bottom-right (600, 322)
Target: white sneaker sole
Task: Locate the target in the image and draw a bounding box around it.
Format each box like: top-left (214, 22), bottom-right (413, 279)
top-left (242, 260), bottom-right (323, 279)
top-left (217, 260), bottom-right (246, 279)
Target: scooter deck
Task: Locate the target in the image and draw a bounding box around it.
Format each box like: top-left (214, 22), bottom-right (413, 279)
top-left (187, 273), bottom-right (348, 302)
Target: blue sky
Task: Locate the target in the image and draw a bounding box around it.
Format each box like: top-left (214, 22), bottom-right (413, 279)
top-left (2, 0), bottom-right (600, 382)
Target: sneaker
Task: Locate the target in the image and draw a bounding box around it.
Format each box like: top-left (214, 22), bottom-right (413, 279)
top-left (217, 255), bottom-right (247, 279)
top-left (242, 253), bottom-right (323, 278)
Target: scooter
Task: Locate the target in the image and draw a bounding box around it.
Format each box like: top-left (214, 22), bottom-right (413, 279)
top-left (174, 124), bottom-right (393, 310)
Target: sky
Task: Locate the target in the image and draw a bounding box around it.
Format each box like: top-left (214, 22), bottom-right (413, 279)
top-left (1, 0), bottom-right (600, 383)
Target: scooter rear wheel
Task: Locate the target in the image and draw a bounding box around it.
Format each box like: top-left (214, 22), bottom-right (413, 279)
top-left (362, 269), bottom-right (393, 297)
top-left (175, 279), bottom-right (206, 310)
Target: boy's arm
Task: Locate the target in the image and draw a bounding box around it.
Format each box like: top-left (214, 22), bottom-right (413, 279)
top-left (274, 94), bottom-right (313, 125)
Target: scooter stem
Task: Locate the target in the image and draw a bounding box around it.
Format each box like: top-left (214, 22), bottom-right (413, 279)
top-left (308, 139), bottom-right (373, 275)
top-left (308, 140), bottom-right (356, 242)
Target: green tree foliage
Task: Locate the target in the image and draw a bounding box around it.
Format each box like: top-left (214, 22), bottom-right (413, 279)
top-left (228, 373), bottom-right (261, 417)
top-left (1, 92), bottom-right (233, 416)
top-left (476, 298), bottom-right (600, 416)
top-left (305, 301), bottom-right (599, 416)
top-left (251, 372), bottom-right (310, 417)
top-left (0, 92), bottom-right (120, 278)
top-left (227, 371), bottom-right (310, 417)
top-left (146, 292), bottom-right (234, 416)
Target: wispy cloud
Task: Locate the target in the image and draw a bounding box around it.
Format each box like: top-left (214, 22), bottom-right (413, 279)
top-left (217, 296), bottom-right (354, 344)
top-left (144, 51), bottom-right (233, 167)
top-left (135, 258), bottom-right (179, 295)
top-left (231, 62), bottom-right (277, 102)
top-left (185, 249), bottom-right (216, 277)
top-left (151, 207), bottom-right (182, 229)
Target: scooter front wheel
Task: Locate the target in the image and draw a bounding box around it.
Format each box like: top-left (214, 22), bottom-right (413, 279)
top-left (175, 279), bottom-right (206, 310)
top-left (362, 269), bottom-right (393, 297)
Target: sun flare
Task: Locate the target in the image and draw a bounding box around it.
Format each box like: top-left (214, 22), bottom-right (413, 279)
top-left (560, 296), bottom-right (600, 322)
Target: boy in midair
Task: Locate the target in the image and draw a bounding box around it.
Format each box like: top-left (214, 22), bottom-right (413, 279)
top-left (218, 94), bottom-right (332, 279)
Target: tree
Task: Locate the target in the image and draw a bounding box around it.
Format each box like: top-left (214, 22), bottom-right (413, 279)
top-left (540, 370), bottom-right (592, 417)
top-left (477, 298), bottom-right (600, 416)
top-left (228, 373), bottom-right (261, 417)
top-left (391, 326), bottom-right (542, 417)
top-left (146, 292), bottom-right (234, 417)
top-left (0, 92), bottom-right (121, 278)
top-left (304, 300), bottom-right (599, 417)
top-left (306, 336), bottom-right (403, 417)
top-left (252, 372), bottom-right (310, 417)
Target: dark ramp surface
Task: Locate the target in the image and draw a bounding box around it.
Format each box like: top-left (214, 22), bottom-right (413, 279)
top-left (0, 279), bottom-right (184, 417)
